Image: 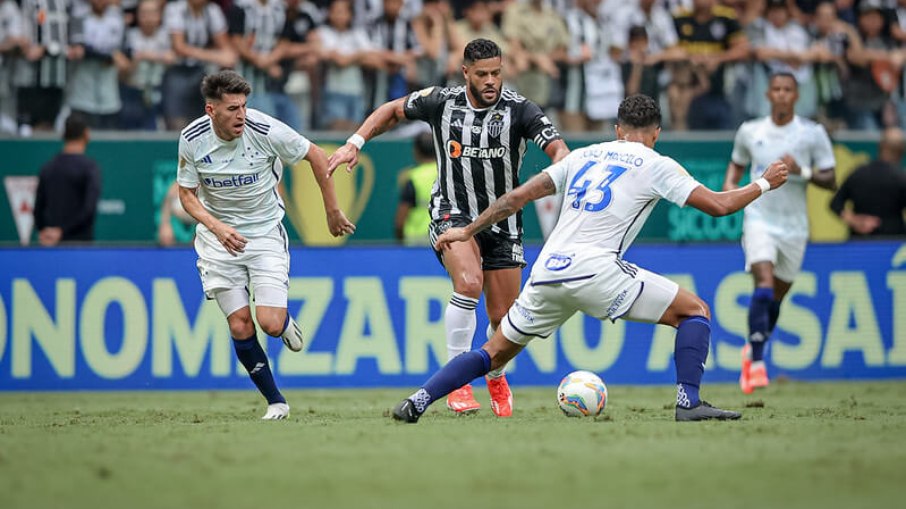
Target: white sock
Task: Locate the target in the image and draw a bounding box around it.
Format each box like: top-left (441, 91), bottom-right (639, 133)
top-left (485, 324), bottom-right (506, 379)
top-left (446, 292), bottom-right (478, 362)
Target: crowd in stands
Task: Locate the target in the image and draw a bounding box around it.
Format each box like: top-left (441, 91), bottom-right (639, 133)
top-left (2, 0), bottom-right (906, 135)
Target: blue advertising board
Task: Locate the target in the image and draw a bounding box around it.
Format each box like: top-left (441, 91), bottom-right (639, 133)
top-left (1, 242), bottom-right (904, 390)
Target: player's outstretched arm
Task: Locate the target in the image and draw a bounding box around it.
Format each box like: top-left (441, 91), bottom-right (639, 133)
top-left (435, 172), bottom-right (557, 251)
top-left (307, 144), bottom-right (356, 237)
top-left (178, 185), bottom-right (247, 255)
top-left (327, 97), bottom-right (408, 176)
top-left (686, 160), bottom-right (788, 217)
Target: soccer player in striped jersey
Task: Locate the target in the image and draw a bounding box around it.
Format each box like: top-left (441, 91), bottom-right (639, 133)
top-left (391, 94), bottom-right (788, 424)
top-left (723, 72), bottom-right (837, 394)
top-left (177, 70), bottom-right (355, 419)
top-left (328, 38), bottom-right (570, 417)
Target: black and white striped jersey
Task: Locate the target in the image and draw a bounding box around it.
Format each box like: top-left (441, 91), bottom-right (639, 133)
top-left (403, 86), bottom-right (563, 240)
top-left (228, 0), bottom-right (286, 93)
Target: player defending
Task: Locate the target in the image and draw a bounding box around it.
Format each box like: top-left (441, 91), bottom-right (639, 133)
top-left (391, 94), bottom-right (789, 423)
top-left (177, 70), bottom-right (355, 419)
top-left (328, 38), bottom-right (570, 417)
top-left (723, 72), bottom-right (836, 394)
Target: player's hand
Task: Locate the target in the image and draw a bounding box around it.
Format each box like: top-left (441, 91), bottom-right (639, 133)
top-left (212, 223), bottom-right (247, 256)
top-left (38, 227), bottom-right (62, 246)
top-left (158, 222), bottom-right (175, 247)
top-left (326, 209), bottom-right (356, 237)
top-left (434, 227), bottom-right (471, 251)
top-left (762, 160), bottom-right (789, 190)
top-left (850, 213), bottom-right (881, 235)
top-left (327, 144), bottom-right (360, 177)
top-left (780, 154), bottom-right (802, 176)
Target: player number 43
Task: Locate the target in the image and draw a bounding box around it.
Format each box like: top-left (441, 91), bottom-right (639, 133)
top-left (567, 161), bottom-right (629, 212)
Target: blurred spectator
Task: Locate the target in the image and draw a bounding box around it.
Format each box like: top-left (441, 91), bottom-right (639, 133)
top-left (14, 0), bottom-right (74, 133)
top-left (809, 0), bottom-right (860, 129)
top-left (319, 0), bottom-right (378, 130)
top-left (411, 0), bottom-right (458, 86)
top-left (274, 0), bottom-right (324, 132)
top-left (353, 0), bottom-right (422, 26)
top-left (120, 0), bottom-right (175, 130)
top-left (33, 115), bottom-right (101, 246)
top-left (830, 127), bottom-right (906, 237)
top-left (560, 0), bottom-right (622, 132)
top-left (228, 0), bottom-right (302, 129)
top-left (663, 0), bottom-right (693, 12)
top-left (834, 0), bottom-right (858, 25)
top-left (451, 0), bottom-right (511, 84)
top-left (502, 0), bottom-right (569, 109)
top-left (845, 0), bottom-right (902, 131)
top-left (162, 0), bottom-right (236, 130)
top-left (674, 0), bottom-right (750, 130)
top-left (612, 0), bottom-right (683, 62)
top-left (367, 0), bottom-right (422, 110)
top-left (751, 0), bottom-right (816, 118)
top-left (893, 0), bottom-right (906, 43)
top-left (666, 50), bottom-right (711, 130)
top-left (394, 130), bottom-right (435, 245)
top-left (67, 0), bottom-right (129, 129)
top-left (622, 26), bottom-right (662, 101)
top-left (0, 0), bottom-right (24, 134)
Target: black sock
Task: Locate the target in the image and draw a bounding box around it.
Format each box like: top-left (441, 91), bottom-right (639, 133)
top-left (233, 335), bottom-right (285, 405)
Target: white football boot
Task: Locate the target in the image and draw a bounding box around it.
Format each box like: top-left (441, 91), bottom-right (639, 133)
top-left (281, 317), bottom-right (304, 352)
top-left (262, 402), bottom-right (290, 420)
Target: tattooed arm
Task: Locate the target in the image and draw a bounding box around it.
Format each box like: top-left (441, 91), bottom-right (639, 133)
top-left (434, 172), bottom-right (557, 250)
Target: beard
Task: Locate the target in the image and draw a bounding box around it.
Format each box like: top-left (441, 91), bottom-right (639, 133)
top-left (469, 81), bottom-right (499, 108)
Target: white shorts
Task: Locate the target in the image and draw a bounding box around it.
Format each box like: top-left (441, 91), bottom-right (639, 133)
top-left (742, 221), bottom-right (806, 283)
top-left (194, 223), bottom-right (290, 311)
top-left (501, 258), bottom-right (679, 346)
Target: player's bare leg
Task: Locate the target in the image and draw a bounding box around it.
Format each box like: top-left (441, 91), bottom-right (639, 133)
top-left (258, 304), bottom-right (304, 352)
top-left (441, 239), bottom-right (484, 414)
top-left (482, 268), bottom-right (522, 417)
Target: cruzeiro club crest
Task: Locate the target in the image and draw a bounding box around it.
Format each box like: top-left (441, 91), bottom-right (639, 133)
top-left (487, 110), bottom-right (505, 138)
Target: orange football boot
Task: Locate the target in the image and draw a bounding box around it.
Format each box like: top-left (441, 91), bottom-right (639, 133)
top-left (486, 374), bottom-right (513, 417)
top-left (446, 384), bottom-right (481, 413)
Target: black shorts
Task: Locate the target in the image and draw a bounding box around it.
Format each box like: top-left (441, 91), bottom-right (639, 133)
top-left (428, 214), bottom-right (526, 271)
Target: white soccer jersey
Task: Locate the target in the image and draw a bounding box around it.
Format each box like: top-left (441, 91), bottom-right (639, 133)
top-left (731, 115), bottom-right (835, 238)
top-left (534, 140), bottom-right (700, 283)
top-left (177, 109), bottom-right (310, 237)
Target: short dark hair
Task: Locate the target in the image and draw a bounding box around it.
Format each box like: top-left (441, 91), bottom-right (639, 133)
top-left (628, 25), bottom-right (648, 41)
top-left (201, 70), bottom-right (252, 102)
top-left (414, 131), bottom-right (435, 159)
top-left (63, 114), bottom-right (89, 141)
top-left (463, 38), bottom-right (502, 65)
top-left (769, 71), bottom-right (798, 88)
top-left (617, 94), bottom-right (661, 129)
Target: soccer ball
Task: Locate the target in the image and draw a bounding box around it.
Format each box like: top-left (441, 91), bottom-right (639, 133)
top-left (557, 370), bottom-right (608, 417)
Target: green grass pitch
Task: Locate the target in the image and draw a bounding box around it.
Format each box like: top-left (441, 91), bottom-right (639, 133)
top-left (1, 380), bottom-right (904, 509)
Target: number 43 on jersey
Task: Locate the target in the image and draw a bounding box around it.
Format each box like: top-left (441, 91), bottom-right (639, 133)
top-left (567, 161), bottom-right (629, 212)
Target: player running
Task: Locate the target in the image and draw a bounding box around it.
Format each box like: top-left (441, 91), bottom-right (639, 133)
top-left (177, 70), bottom-right (355, 419)
top-left (724, 72), bottom-right (836, 394)
top-left (328, 38), bottom-right (570, 417)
